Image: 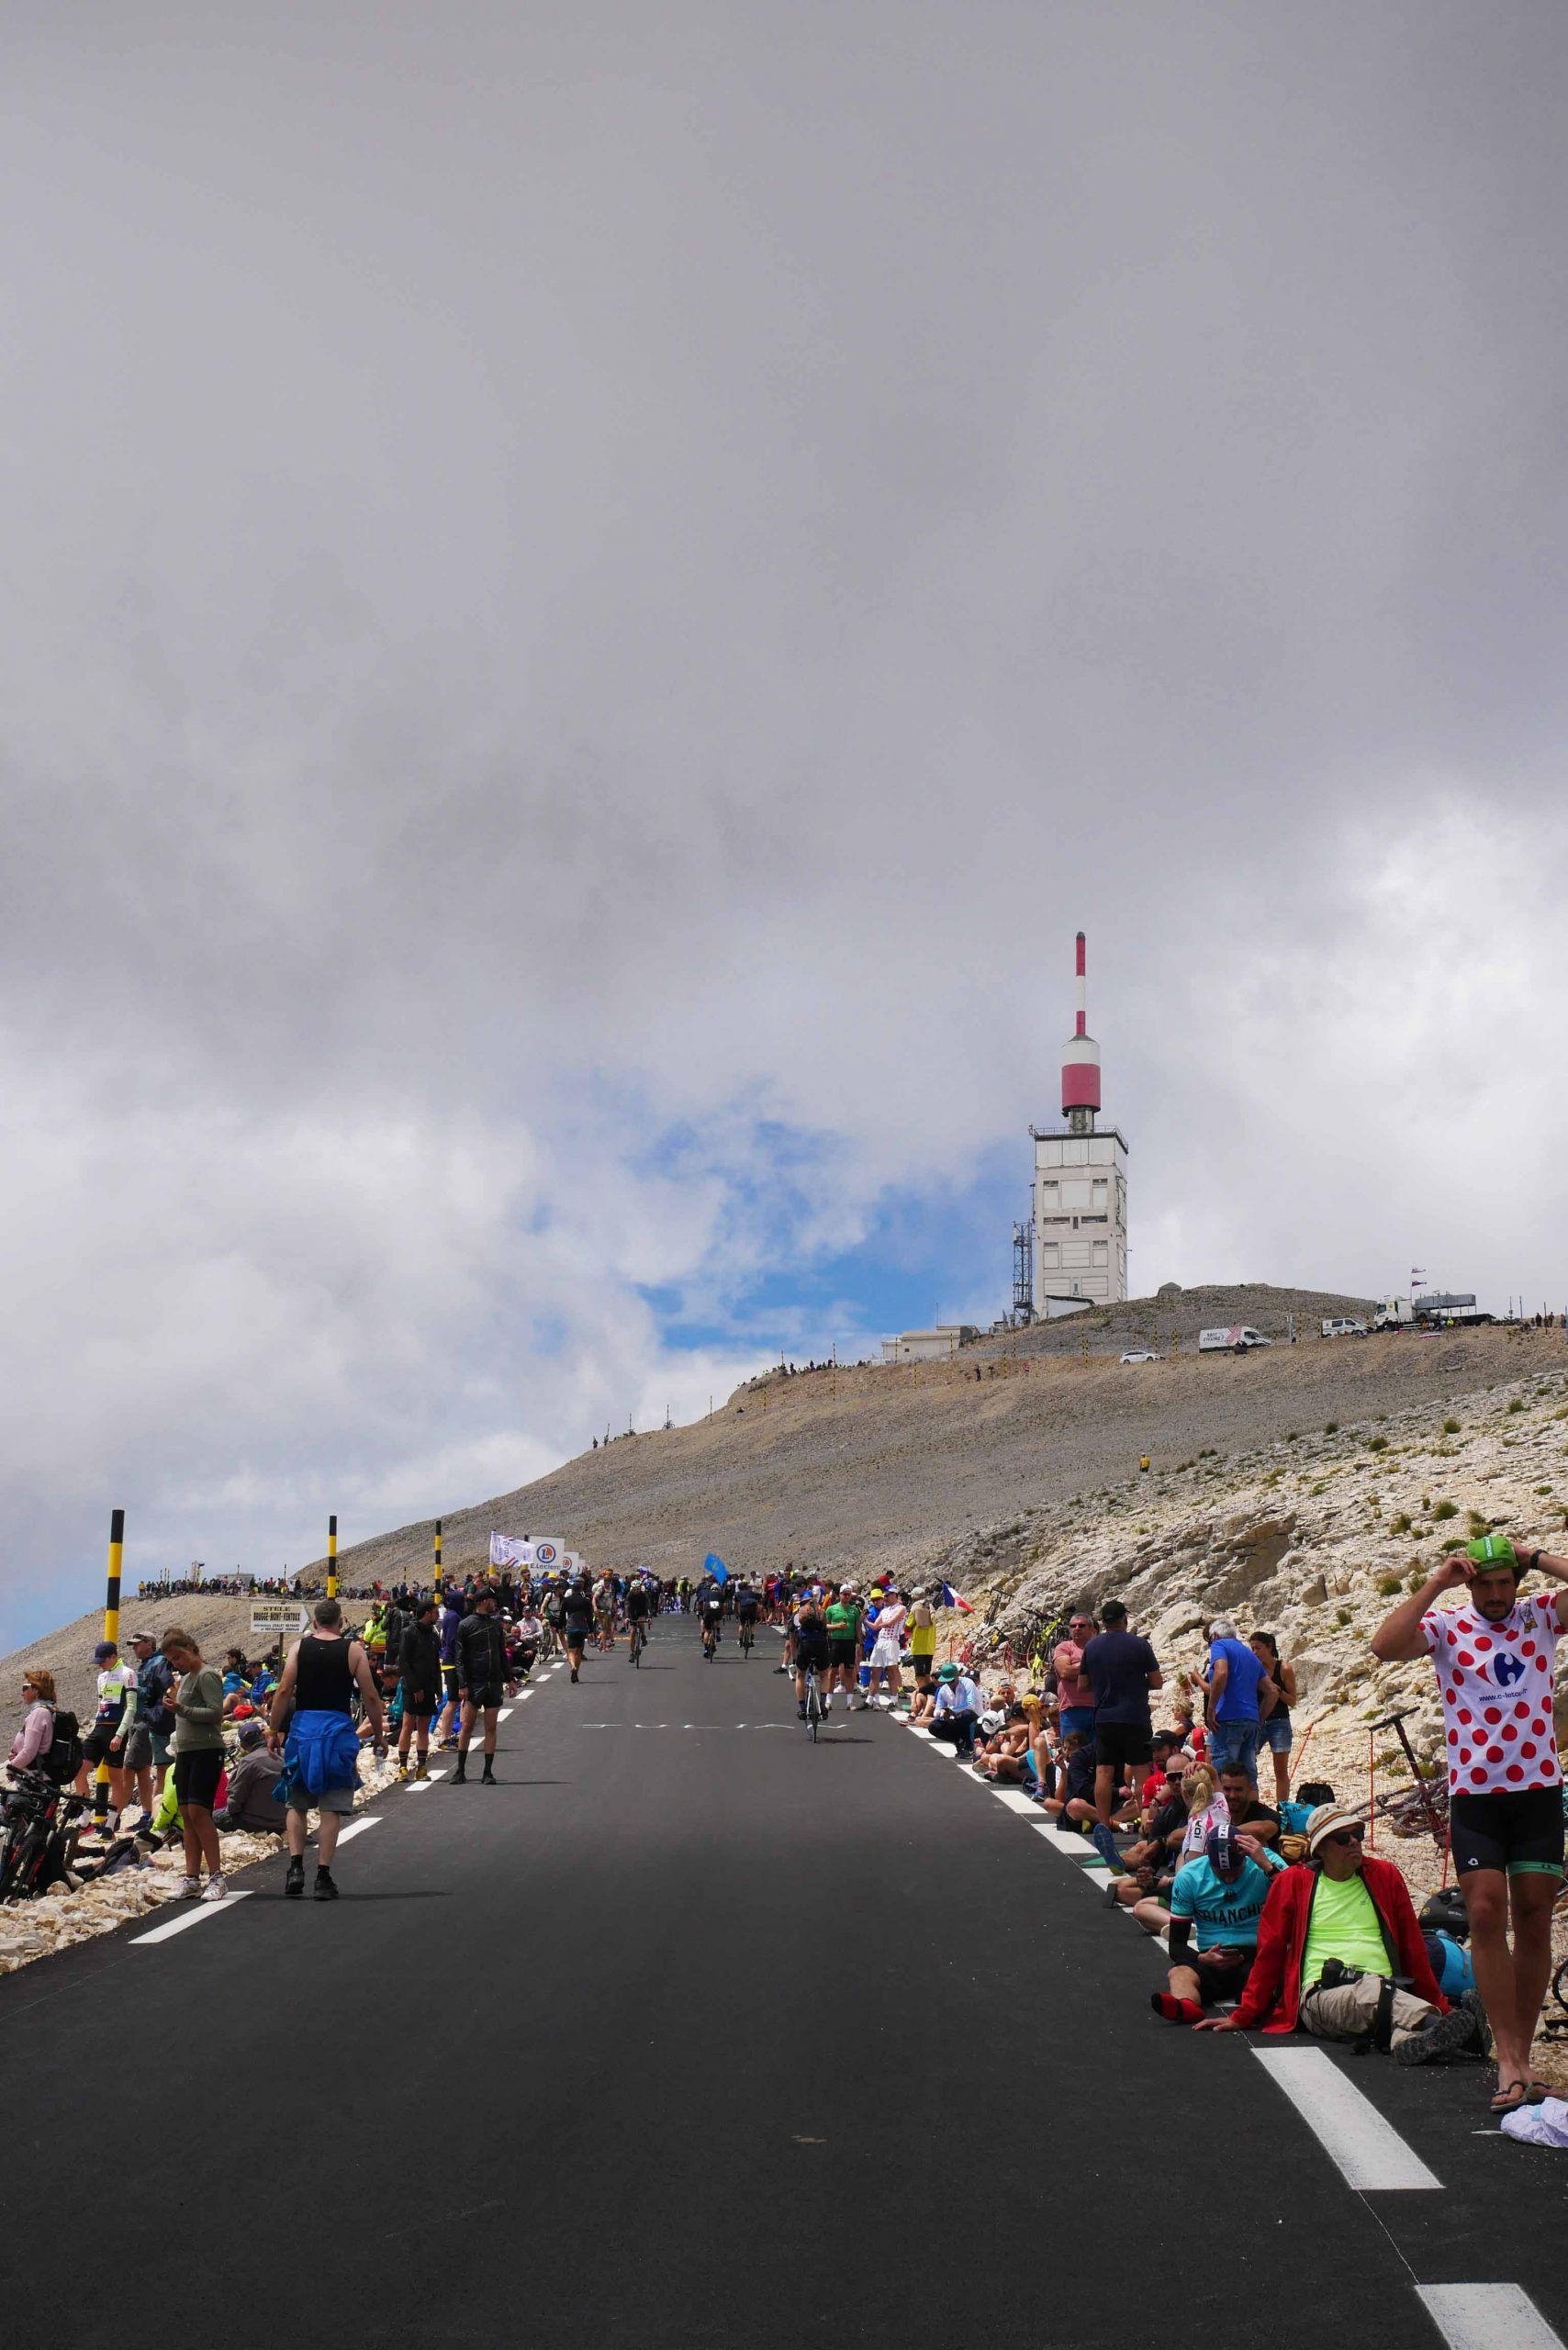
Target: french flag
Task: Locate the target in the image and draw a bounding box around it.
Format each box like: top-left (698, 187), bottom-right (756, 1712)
top-left (938, 1581), bottom-right (973, 1614)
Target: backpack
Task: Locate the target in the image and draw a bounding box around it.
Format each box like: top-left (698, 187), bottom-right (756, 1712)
top-left (39, 1707), bottom-right (84, 1787)
top-left (1294, 1780), bottom-right (1336, 1810)
top-left (1418, 1886), bottom-right (1470, 1943)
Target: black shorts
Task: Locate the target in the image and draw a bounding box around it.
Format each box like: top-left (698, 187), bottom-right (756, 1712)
top-left (402, 1687), bottom-right (439, 1719)
top-left (796, 1644), bottom-right (830, 1676)
top-left (1449, 1785), bottom-right (1565, 1879)
top-left (1191, 1944), bottom-right (1256, 2005)
top-left (738, 1605), bottom-right (758, 1624)
top-left (564, 1622), bottom-right (590, 1647)
top-left (828, 1639), bottom-right (857, 1669)
top-left (1094, 1721), bottom-right (1151, 1773)
top-left (442, 1666), bottom-right (460, 1700)
top-left (173, 1749), bottom-right (224, 1810)
top-left (84, 1721), bottom-right (129, 1770)
top-left (465, 1683), bottom-right (506, 1712)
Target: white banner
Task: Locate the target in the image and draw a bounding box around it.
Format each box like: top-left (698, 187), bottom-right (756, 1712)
top-left (489, 1534), bottom-right (535, 1571)
top-left (531, 1537), bottom-right (565, 1572)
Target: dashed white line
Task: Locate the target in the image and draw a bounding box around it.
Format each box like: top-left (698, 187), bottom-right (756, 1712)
top-left (1417, 2285), bottom-right (1566, 2350)
top-left (132, 1891), bottom-right (252, 1944)
top-left (406, 1769), bottom-right (447, 1793)
top-left (1251, 2048), bottom-right (1441, 2190)
top-left (334, 1815), bottom-right (383, 1847)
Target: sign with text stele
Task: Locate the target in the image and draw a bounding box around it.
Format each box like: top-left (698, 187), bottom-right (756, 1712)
top-left (252, 1603), bottom-right (309, 1637)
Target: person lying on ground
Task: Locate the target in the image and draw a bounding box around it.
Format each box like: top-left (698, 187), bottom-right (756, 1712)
top-left (1194, 1803), bottom-right (1485, 2068)
top-left (1152, 1827), bottom-right (1280, 2024)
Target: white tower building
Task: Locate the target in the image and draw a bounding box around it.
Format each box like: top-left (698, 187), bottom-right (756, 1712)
top-left (1031, 933), bottom-right (1128, 1314)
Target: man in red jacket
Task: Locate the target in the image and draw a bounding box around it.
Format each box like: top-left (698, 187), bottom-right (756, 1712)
top-left (1195, 1803), bottom-right (1485, 2062)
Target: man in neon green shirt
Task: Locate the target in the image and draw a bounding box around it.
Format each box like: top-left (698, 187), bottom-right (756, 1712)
top-left (824, 1585), bottom-right (863, 1708)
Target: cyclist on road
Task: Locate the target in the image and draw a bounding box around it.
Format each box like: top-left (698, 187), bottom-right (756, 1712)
top-left (793, 1588), bottom-right (832, 1720)
top-left (594, 1572), bottom-right (618, 1651)
top-left (626, 1576), bottom-right (653, 1659)
top-left (734, 1578), bottom-right (760, 1650)
top-left (698, 1579), bottom-right (725, 1657)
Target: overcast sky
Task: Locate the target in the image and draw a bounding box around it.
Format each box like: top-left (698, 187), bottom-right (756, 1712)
top-left (4, 3), bottom-right (1566, 1647)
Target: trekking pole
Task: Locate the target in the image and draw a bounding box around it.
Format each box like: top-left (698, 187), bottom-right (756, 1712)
top-left (1370, 1707), bottom-right (1449, 1852)
top-left (1285, 1718), bottom-right (1315, 1793)
top-left (95, 1507), bottom-right (125, 1831)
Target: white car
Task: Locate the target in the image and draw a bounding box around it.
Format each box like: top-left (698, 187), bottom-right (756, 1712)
top-left (1120, 1346), bottom-right (1160, 1365)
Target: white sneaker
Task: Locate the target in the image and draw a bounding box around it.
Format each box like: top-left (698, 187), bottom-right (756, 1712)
top-left (200, 1875), bottom-right (228, 1901)
top-left (179, 1876), bottom-right (202, 1898)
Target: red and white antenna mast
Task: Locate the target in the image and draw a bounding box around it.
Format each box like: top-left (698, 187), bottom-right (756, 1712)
top-left (1060, 931), bottom-right (1102, 1132)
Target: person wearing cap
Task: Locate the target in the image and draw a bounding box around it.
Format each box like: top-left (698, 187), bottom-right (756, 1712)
top-left (1372, 1531), bottom-right (1568, 2109)
top-left (823, 1583), bottom-right (863, 1709)
top-left (213, 1720), bottom-right (285, 1835)
top-left (397, 1596), bottom-right (442, 1781)
top-left (1204, 1617), bottom-right (1271, 1783)
top-left (1194, 1802), bottom-right (1480, 2062)
top-left (76, 1637), bottom-right (140, 1828)
top-left (927, 1663), bottom-right (982, 1756)
top-left (1151, 1826), bottom-right (1279, 2024)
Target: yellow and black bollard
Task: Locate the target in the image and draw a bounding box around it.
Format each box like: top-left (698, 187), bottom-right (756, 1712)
top-left (327, 1513), bottom-right (339, 1599)
top-left (433, 1518), bottom-right (442, 1598)
top-left (95, 1507), bottom-right (125, 1829)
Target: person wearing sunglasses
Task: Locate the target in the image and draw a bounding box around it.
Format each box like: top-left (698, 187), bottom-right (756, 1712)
top-left (1194, 1801), bottom-right (1484, 2063)
top-left (9, 1669), bottom-right (57, 1770)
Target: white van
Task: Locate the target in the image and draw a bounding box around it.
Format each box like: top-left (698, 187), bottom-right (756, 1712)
top-left (1320, 1317), bottom-right (1369, 1338)
top-left (1198, 1326), bottom-right (1274, 1354)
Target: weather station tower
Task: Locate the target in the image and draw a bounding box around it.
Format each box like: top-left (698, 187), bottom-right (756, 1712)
top-left (1028, 933), bottom-right (1129, 1315)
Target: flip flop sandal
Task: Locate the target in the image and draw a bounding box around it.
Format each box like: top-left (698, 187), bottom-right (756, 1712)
top-left (1490, 2078), bottom-right (1532, 2112)
top-left (1522, 2080), bottom-right (1554, 2103)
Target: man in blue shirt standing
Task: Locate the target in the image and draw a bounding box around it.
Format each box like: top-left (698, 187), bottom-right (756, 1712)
top-left (1205, 1615), bottom-right (1272, 1782)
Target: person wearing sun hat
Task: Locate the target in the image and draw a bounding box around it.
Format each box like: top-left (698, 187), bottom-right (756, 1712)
top-left (1194, 1799), bottom-right (1482, 2063)
top-left (1372, 1528), bottom-right (1568, 2111)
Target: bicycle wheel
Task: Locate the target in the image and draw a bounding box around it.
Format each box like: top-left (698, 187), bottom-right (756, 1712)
top-left (806, 1675), bottom-right (821, 1744)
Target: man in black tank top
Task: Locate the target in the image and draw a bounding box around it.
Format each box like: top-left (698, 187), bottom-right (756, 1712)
top-left (268, 1597), bottom-right (385, 1900)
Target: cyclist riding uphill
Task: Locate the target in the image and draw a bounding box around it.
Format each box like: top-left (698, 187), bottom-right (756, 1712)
top-left (1372, 1530), bottom-right (1568, 2112)
top-left (793, 1588), bottom-right (832, 1719)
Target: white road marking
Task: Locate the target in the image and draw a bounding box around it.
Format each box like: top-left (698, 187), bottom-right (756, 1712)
top-left (407, 1769), bottom-right (447, 1792)
top-left (1417, 2286), bottom-right (1567, 2350)
top-left (1251, 2049), bottom-right (1441, 2190)
top-left (132, 1890), bottom-right (252, 1944)
top-left (334, 1815), bottom-right (383, 1847)
top-left (990, 1788), bottom-right (1041, 1815)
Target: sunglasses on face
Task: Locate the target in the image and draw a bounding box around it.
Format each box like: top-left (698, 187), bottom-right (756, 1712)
top-left (1324, 1828), bottom-right (1365, 1848)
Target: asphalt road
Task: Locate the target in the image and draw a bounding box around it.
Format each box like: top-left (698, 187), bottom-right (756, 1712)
top-left (3, 1618), bottom-right (1565, 2350)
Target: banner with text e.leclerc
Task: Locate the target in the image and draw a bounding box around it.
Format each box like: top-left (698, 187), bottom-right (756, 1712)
top-left (530, 1537), bottom-right (565, 1572)
top-left (489, 1534), bottom-right (535, 1571)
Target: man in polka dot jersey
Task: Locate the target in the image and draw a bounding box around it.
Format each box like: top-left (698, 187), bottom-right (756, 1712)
top-left (1373, 1533), bottom-right (1566, 2113)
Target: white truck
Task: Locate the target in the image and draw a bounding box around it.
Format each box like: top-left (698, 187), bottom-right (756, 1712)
top-left (1321, 1315), bottom-right (1369, 1337)
top-left (1198, 1325), bottom-right (1273, 1354)
top-left (1372, 1292), bottom-right (1488, 1331)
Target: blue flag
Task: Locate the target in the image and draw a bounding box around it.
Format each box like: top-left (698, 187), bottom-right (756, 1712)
top-left (704, 1552), bottom-right (730, 1583)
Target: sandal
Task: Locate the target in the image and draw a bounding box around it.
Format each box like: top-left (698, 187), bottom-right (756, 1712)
top-left (1522, 2080), bottom-right (1553, 2104)
top-left (1490, 2078), bottom-right (1531, 2112)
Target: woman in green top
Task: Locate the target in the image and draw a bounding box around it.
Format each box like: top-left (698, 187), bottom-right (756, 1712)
top-left (160, 1629), bottom-right (228, 1901)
